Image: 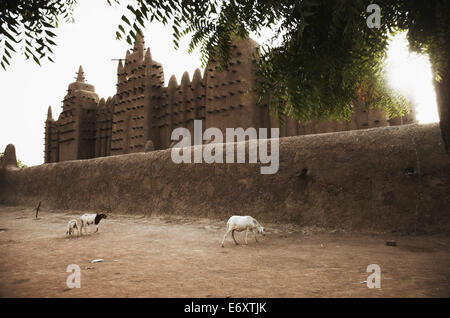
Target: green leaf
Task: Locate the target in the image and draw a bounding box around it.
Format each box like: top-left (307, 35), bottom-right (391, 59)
top-left (5, 41), bottom-right (16, 52)
top-left (2, 55), bottom-right (10, 66)
top-left (121, 15), bottom-right (131, 26)
top-left (33, 55), bottom-right (41, 66)
top-left (45, 30), bottom-right (57, 37)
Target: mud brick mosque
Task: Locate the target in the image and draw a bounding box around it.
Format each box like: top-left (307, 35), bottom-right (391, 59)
top-left (44, 35), bottom-right (415, 163)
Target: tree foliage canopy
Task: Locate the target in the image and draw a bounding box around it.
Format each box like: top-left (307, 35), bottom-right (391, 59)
top-left (1, 0), bottom-right (449, 126)
top-left (0, 0), bottom-right (76, 70)
top-left (111, 0), bottom-right (449, 123)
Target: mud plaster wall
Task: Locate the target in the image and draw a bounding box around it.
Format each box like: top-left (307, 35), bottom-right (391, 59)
top-left (2, 123), bottom-right (449, 233)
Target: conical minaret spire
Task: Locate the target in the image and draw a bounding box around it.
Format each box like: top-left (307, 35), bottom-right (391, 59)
top-left (133, 33), bottom-right (145, 54)
top-left (145, 48), bottom-right (152, 75)
top-left (47, 105), bottom-right (53, 120)
top-left (76, 65), bottom-right (86, 82)
top-left (145, 47), bottom-right (152, 62)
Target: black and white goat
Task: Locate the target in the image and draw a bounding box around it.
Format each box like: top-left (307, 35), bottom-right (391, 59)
top-left (221, 215), bottom-right (265, 247)
top-left (80, 213), bottom-right (107, 234)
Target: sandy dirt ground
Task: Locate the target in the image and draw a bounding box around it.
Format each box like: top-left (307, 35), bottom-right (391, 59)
top-left (0, 205), bottom-right (449, 298)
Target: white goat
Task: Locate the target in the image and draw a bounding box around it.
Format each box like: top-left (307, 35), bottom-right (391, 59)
top-left (80, 213), bottom-right (107, 234)
top-left (221, 215), bottom-right (265, 247)
top-left (66, 219), bottom-right (80, 237)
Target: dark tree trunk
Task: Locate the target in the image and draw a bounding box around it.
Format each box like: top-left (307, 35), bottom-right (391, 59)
top-left (432, 1), bottom-right (450, 153)
top-left (433, 64), bottom-right (450, 153)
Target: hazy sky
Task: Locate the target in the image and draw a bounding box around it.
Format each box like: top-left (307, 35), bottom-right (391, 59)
top-left (0, 1), bottom-right (439, 167)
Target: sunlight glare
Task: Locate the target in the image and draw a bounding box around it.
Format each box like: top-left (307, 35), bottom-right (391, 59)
top-left (385, 32), bottom-right (439, 124)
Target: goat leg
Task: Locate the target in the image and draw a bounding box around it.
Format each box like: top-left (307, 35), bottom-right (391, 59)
top-left (231, 230), bottom-right (239, 245)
